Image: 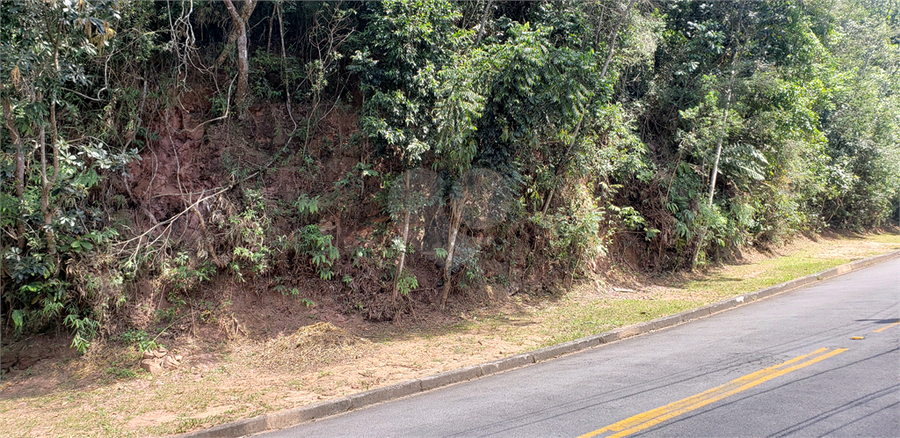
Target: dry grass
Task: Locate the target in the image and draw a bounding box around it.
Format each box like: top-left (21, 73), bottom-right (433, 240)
top-left (1, 231), bottom-right (898, 438)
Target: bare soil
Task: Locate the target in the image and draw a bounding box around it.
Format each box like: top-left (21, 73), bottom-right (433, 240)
top-left (1, 230), bottom-right (898, 438)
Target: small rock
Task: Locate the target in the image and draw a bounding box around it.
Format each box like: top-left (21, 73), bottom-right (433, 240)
top-left (140, 359), bottom-right (163, 374)
top-left (161, 355), bottom-right (180, 370)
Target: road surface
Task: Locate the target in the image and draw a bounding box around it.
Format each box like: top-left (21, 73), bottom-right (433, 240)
top-left (255, 258), bottom-right (900, 437)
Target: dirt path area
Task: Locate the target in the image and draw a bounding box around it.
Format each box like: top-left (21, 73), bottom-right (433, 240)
top-left (2, 231), bottom-right (898, 438)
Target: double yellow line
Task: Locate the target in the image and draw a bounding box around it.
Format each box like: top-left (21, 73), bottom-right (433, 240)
top-left (579, 347), bottom-right (848, 438)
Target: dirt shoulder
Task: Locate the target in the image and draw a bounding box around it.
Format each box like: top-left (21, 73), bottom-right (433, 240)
top-left (2, 231), bottom-right (899, 438)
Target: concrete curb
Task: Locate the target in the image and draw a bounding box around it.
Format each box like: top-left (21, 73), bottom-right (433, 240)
top-left (176, 250), bottom-right (899, 438)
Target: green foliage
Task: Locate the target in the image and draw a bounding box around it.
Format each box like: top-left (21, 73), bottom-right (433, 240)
top-left (395, 271), bottom-right (418, 296)
top-left (225, 189), bottom-right (272, 280)
top-left (611, 205), bottom-right (659, 242)
top-left (297, 225), bottom-right (339, 280)
top-left (1, 0), bottom-right (898, 339)
top-left (533, 187), bottom-right (606, 276)
top-left (294, 194), bottom-right (320, 217)
top-left (66, 315), bottom-right (100, 354)
top-left (120, 329), bottom-right (163, 353)
top-left (622, 0), bottom-right (900, 267)
top-left (383, 169), bottom-right (442, 221)
top-left (351, 0), bottom-right (462, 167)
top-left (162, 252), bottom-right (215, 293)
top-left (274, 284), bottom-right (300, 298)
top-left (0, 0), bottom-right (149, 351)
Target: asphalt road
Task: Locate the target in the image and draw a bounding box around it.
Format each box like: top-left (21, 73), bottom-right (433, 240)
top-left (254, 258), bottom-right (900, 438)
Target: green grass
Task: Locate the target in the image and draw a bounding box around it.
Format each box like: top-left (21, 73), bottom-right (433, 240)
top-left (683, 256), bottom-right (850, 300)
top-left (866, 232), bottom-right (900, 245)
top-left (540, 299), bottom-right (702, 346)
top-left (527, 233), bottom-right (900, 350)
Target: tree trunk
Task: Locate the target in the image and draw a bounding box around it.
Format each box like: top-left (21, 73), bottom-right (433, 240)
top-left (599, 0), bottom-right (638, 79)
top-left (440, 199), bottom-right (462, 309)
top-left (541, 0), bottom-right (636, 216)
top-left (475, 0), bottom-right (493, 44)
top-left (706, 110), bottom-right (730, 206)
top-left (393, 172), bottom-right (412, 303)
top-left (2, 99), bottom-right (26, 249)
top-left (50, 100), bottom-right (59, 183)
top-left (215, 28), bottom-right (239, 68)
top-left (223, 0), bottom-right (257, 111)
top-left (234, 25), bottom-right (249, 106)
top-left (692, 48), bottom-right (740, 270)
top-left (39, 115), bottom-right (55, 257)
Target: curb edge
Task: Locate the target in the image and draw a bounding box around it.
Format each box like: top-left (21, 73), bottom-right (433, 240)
top-left (176, 250), bottom-right (900, 438)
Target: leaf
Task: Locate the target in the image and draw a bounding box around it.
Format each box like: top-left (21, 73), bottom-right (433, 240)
top-left (11, 310), bottom-right (24, 330)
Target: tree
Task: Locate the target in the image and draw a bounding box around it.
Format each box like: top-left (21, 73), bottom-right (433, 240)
top-left (433, 52), bottom-right (487, 308)
top-left (1, 0), bottom-right (126, 351)
top-left (351, 0), bottom-right (461, 304)
top-left (816, 0), bottom-right (900, 229)
top-left (222, 0), bottom-right (257, 110)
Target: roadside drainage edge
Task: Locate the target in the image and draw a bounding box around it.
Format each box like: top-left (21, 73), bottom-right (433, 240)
top-left (175, 250), bottom-right (900, 438)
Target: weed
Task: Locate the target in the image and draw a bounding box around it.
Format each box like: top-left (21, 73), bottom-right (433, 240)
top-left (349, 245), bottom-right (372, 268)
top-left (155, 306), bottom-right (179, 324)
top-left (294, 194), bottom-right (320, 218)
top-left (298, 225), bottom-right (339, 280)
top-left (395, 271), bottom-right (418, 296)
top-left (106, 367), bottom-right (138, 379)
top-left (274, 284), bottom-right (300, 298)
top-left (163, 252), bottom-right (215, 293)
top-left (120, 329), bottom-right (164, 352)
top-left (175, 417), bottom-right (204, 434)
top-left (225, 189), bottom-right (273, 280)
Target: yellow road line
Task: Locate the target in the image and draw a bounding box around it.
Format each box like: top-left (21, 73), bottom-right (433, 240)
top-left (578, 347), bottom-right (848, 438)
top-left (873, 321), bottom-right (900, 333)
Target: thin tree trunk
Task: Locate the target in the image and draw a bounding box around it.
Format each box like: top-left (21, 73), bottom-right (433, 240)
top-left (266, 3), bottom-right (276, 53)
top-left (541, 187), bottom-right (556, 216)
top-left (50, 100), bottom-right (59, 183)
top-left (706, 102), bottom-right (732, 206)
top-left (542, 116), bottom-right (584, 215)
top-left (441, 200), bottom-right (461, 309)
top-left (599, 0), bottom-right (638, 79)
top-left (691, 48), bottom-right (740, 270)
top-left (39, 112), bottom-right (55, 257)
top-left (41, 24), bottom-right (61, 258)
top-left (541, 0), bottom-right (636, 216)
top-left (51, 31), bottom-right (60, 184)
top-left (3, 98), bottom-right (26, 249)
top-left (475, 0), bottom-right (493, 44)
top-left (393, 172), bottom-right (412, 303)
top-left (223, 0), bottom-right (257, 110)
top-left (215, 30), bottom-right (239, 68)
top-left (276, 2), bottom-right (298, 134)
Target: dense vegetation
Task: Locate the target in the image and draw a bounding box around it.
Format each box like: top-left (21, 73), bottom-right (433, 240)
top-left (2, 0), bottom-right (898, 352)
